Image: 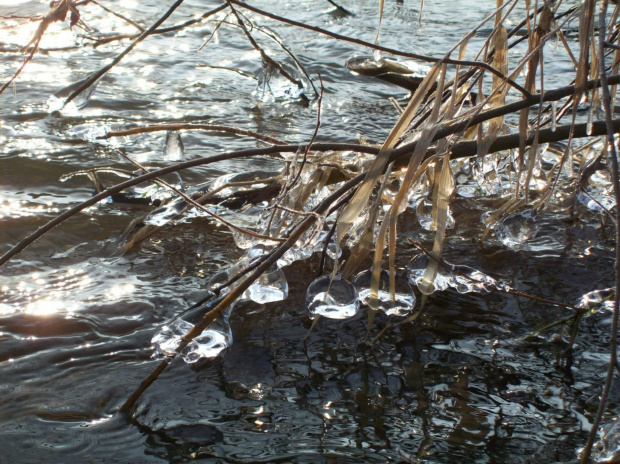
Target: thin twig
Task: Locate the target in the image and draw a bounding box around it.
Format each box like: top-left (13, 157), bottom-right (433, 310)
top-left (119, 174), bottom-right (363, 415)
top-left (226, 1), bottom-right (305, 96)
top-left (101, 123), bottom-right (289, 146)
top-left (84, 4), bottom-right (228, 47)
top-left (288, 73), bottom-right (324, 189)
top-left (0, 34), bottom-right (42, 95)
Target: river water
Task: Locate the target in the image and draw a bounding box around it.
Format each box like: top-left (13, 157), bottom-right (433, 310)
top-left (1, 0), bottom-right (619, 462)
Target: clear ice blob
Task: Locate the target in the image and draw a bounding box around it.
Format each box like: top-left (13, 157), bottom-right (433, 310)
top-left (144, 197), bottom-right (188, 226)
top-left (277, 245), bottom-right (314, 268)
top-left (163, 131), bottom-right (185, 161)
top-left (447, 264), bottom-right (505, 293)
top-left (577, 287), bottom-right (615, 310)
top-left (312, 232), bottom-right (341, 260)
top-left (152, 318), bottom-right (194, 358)
top-left (492, 209), bottom-right (539, 248)
top-left (231, 227), bottom-right (280, 249)
top-left (407, 254), bottom-right (509, 295)
top-left (307, 274), bottom-right (360, 320)
top-left (353, 269), bottom-right (415, 316)
top-left (577, 190), bottom-right (616, 213)
top-left (151, 296), bottom-right (233, 362)
top-left (416, 198), bottom-right (455, 231)
top-left (407, 253), bottom-right (451, 293)
top-left (182, 326), bottom-right (232, 363)
top-left (48, 75), bottom-right (101, 112)
top-left (590, 417), bottom-right (620, 464)
top-left (208, 246), bottom-right (269, 297)
top-left (277, 229), bottom-right (324, 268)
top-left (253, 61), bottom-right (305, 103)
top-left (244, 264), bottom-right (288, 304)
top-left (473, 155), bottom-right (502, 195)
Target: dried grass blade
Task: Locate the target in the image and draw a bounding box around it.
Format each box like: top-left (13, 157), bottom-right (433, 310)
top-left (341, 162), bottom-right (394, 280)
top-left (417, 152), bottom-right (452, 295)
top-left (574, 0), bottom-right (595, 105)
top-left (369, 64), bottom-right (447, 308)
top-left (477, 23), bottom-right (508, 158)
top-left (518, 2), bottom-right (552, 198)
top-left (337, 63), bottom-right (441, 244)
top-left (375, 0), bottom-right (385, 45)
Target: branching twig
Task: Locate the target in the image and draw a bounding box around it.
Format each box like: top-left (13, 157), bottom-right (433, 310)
top-left (119, 173), bottom-right (362, 415)
top-left (0, 0), bottom-right (71, 96)
top-left (226, 1), bottom-right (306, 99)
top-left (227, 0), bottom-right (531, 97)
top-left (114, 150), bottom-right (285, 244)
top-left (63, 0), bottom-right (187, 106)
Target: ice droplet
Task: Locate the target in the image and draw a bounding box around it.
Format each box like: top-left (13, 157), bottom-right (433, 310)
top-left (163, 131), bottom-right (185, 161)
top-left (577, 190), bottom-right (616, 213)
top-left (277, 229), bottom-right (324, 268)
top-left (144, 198), bottom-right (187, 226)
top-left (245, 264), bottom-right (288, 304)
top-left (492, 209), bottom-right (539, 248)
top-left (152, 319), bottom-right (194, 357)
top-left (590, 417), bottom-right (620, 464)
top-left (577, 287), bottom-right (615, 309)
top-left (307, 274), bottom-right (360, 320)
top-left (407, 254), bottom-right (509, 295)
top-left (416, 198), bottom-right (455, 231)
top-left (231, 227), bottom-right (280, 249)
top-left (447, 264), bottom-right (507, 293)
top-left (151, 297), bottom-right (233, 362)
top-left (353, 269), bottom-right (415, 316)
top-left (48, 75), bottom-right (101, 112)
top-left (253, 61), bottom-right (305, 103)
top-left (407, 254), bottom-right (451, 293)
top-left (182, 327), bottom-right (232, 363)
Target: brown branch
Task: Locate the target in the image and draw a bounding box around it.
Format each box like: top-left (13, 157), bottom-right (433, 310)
top-left (101, 123), bottom-right (289, 146)
top-left (0, 0), bottom-right (72, 96)
top-left (3, 108), bottom-right (620, 268)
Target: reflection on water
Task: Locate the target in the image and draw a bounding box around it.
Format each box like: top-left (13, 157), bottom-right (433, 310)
top-left (0, 0), bottom-right (618, 462)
